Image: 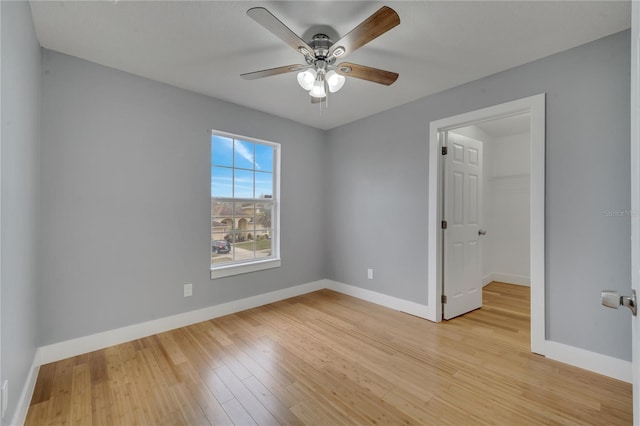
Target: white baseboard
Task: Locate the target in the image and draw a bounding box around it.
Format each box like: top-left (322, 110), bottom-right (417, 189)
top-left (483, 272), bottom-right (530, 287)
top-left (11, 360), bottom-right (39, 426)
top-left (324, 280), bottom-right (433, 320)
top-left (37, 279), bottom-right (327, 365)
top-left (543, 340), bottom-right (632, 383)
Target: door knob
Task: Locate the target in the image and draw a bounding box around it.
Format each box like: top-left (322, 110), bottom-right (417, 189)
top-left (478, 229), bottom-right (487, 236)
top-left (601, 289), bottom-right (637, 316)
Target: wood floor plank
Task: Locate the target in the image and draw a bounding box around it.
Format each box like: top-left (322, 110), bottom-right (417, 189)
top-left (25, 283), bottom-right (632, 425)
top-left (218, 337), bottom-right (301, 408)
top-left (242, 375), bottom-right (303, 425)
top-left (288, 381), bottom-right (365, 425)
top-left (47, 358), bottom-right (74, 426)
top-left (215, 364), bottom-right (279, 425)
top-left (29, 362), bottom-right (56, 405)
top-left (70, 363), bottom-right (92, 425)
top-left (221, 397), bottom-right (257, 426)
top-left (89, 382), bottom-right (113, 426)
top-left (24, 400), bottom-right (51, 426)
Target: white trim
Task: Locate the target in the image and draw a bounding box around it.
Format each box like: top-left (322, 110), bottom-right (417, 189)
top-left (482, 273), bottom-right (530, 287)
top-left (0, 3), bottom-right (3, 422)
top-left (428, 94), bottom-right (546, 356)
top-left (543, 340), bottom-right (632, 383)
top-left (631, 2), bottom-right (640, 424)
top-left (210, 258), bottom-right (281, 279)
top-left (210, 129), bottom-right (279, 149)
top-left (324, 280), bottom-right (433, 319)
top-left (37, 279), bottom-right (326, 365)
top-left (10, 361), bottom-right (38, 426)
top-left (529, 95), bottom-right (546, 355)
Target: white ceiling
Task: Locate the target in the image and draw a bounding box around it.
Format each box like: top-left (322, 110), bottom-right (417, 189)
top-left (29, 1), bottom-right (631, 130)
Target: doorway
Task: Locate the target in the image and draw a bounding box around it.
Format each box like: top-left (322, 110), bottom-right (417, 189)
top-left (442, 114), bottom-right (532, 320)
top-left (427, 94), bottom-right (546, 355)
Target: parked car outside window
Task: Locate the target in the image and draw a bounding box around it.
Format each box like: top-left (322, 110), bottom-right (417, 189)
top-left (212, 240), bottom-right (231, 254)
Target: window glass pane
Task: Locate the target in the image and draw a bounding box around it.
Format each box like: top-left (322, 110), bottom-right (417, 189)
top-left (255, 172), bottom-right (273, 199)
top-left (211, 231), bottom-right (227, 243)
top-left (254, 202), bottom-right (272, 231)
top-left (211, 233), bottom-right (232, 264)
top-left (211, 200), bottom-right (234, 246)
top-left (212, 200), bottom-right (234, 229)
top-left (234, 140), bottom-right (255, 170)
top-left (255, 144), bottom-right (273, 172)
top-left (211, 167), bottom-right (232, 197)
top-left (232, 232), bottom-right (255, 261)
top-left (255, 231), bottom-right (272, 259)
top-left (234, 169), bottom-right (254, 198)
top-left (211, 135), bottom-right (233, 167)
top-left (235, 202), bottom-right (254, 234)
top-left (212, 252), bottom-right (233, 265)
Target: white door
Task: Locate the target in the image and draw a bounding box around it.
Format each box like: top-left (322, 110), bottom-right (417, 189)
top-left (631, 1), bottom-right (639, 423)
top-left (443, 132), bottom-right (484, 320)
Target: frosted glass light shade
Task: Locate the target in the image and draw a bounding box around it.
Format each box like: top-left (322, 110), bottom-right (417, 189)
top-left (326, 70), bottom-right (346, 93)
top-left (297, 69), bottom-right (316, 91)
top-left (309, 79), bottom-right (326, 98)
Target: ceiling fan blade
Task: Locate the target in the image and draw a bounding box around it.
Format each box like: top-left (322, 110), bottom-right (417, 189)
top-left (328, 6), bottom-right (400, 59)
top-left (247, 7), bottom-right (315, 58)
top-left (311, 96), bottom-right (326, 104)
top-left (241, 64), bottom-right (307, 80)
top-left (337, 62), bottom-right (398, 85)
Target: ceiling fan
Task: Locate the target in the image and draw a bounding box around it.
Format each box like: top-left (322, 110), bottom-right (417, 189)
top-left (241, 6), bottom-right (400, 103)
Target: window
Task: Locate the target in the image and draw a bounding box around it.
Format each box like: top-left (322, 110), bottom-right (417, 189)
top-left (210, 131), bottom-right (280, 279)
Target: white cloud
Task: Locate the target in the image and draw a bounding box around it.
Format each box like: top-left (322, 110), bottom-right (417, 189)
top-left (235, 141), bottom-right (261, 170)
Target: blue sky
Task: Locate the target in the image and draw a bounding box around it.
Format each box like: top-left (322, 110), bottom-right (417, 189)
top-left (211, 135), bottom-right (274, 198)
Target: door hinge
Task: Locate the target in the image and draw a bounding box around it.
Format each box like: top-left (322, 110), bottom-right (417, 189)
top-left (442, 295), bottom-right (447, 304)
top-left (441, 220), bottom-right (447, 229)
top-left (442, 146), bottom-right (448, 155)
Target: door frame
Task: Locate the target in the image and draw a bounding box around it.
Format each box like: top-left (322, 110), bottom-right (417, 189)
top-left (427, 93), bottom-right (546, 354)
top-left (629, 1), bottom-right (639, 422)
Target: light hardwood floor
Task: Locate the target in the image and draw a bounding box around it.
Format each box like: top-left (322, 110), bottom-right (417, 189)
top-left (25, 282), bottom-right (632, 425)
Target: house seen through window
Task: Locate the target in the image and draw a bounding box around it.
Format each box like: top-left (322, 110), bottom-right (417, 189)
top-left (210, 131), bottom-right (280, 278)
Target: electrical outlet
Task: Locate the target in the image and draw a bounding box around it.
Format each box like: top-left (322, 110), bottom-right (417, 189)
top-left (184, 283), bottom-right (193, 297)
top-left (2, 380), bottom-right (8, 418)
top-left (367, 268), bottom-right (374, 280)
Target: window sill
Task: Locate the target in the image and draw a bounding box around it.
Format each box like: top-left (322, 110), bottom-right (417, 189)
top-left (210, 258), bottom-right (281, 279)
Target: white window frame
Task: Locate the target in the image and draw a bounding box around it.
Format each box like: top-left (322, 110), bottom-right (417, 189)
top-left (210, 130), bottom-right (281, 279)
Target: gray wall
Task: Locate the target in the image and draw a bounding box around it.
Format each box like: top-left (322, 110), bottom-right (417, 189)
top-left (326, 30), bottom-right (632, 361)
top-left (1, 1), bottom-right (41, 423)
top-left (40, 50), bottom-right (326, 345)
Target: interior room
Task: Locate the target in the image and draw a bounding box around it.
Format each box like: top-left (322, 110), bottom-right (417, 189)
top-left (2, 1), bottom-right (638, 424)
top-left (454, 114), bottom-right (531, 288)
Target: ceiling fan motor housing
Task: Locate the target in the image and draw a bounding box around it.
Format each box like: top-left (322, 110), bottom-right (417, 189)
top-left (308, 34), bottom-right (334, 63)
